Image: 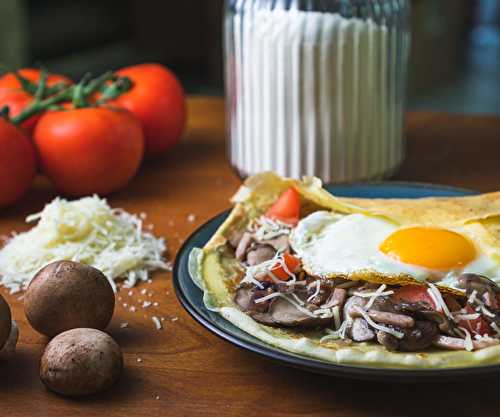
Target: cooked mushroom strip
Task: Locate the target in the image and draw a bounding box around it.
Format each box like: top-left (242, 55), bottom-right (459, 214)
top-left (344, 296), bottom-right (367, 318)
top-left (246, 244), bottom-right (276, 266)
top-left (366, 310), bottom-right (415, 329)
top-left (458, 273), bottom-right (499, 306)
top-left (433, 335), bottom-right (469, 351)
top-left (306, 281), bottom-right (332, 306)
top-left (234, 286), bottom-right (257, 312)
top-left (350, 318), bottom-right (375, 342)
top-left (377, 331), bottom-right (399, 351)
top-left (473, 338), bottom-right (500, 350)
top-left (322, 288), bottom-right (347, 309)
top-left (235, 232), bottom-right (253, 261)
top-left (398, 321), bottom-right (438, 352)
top-left (266, 297), bottom-right (334, 328)
top-left (434, 334), bottom-right (500, 351)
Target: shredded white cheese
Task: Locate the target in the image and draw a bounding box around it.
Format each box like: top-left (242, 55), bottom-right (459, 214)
top-left (468, 290), bottom-right (478, 305)
top-left (427, 283), bottom-right (454, 321)
top-left (152, 316), bottom-right (163, 330)
top-left (0, 196), bottom-right (168, 293)
top-left (354, 284), bottom-right (394, 310)
top-left (306, 280), bottom-right (321, 302)
top-left (353, 306), bottom-right (405, 339)
top-left (458, 326), bottom-right (474, 351)
top-left (252, 217), bottom-right (292, 241)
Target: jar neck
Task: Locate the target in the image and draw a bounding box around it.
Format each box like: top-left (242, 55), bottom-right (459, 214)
top-left (227, 0), bottom-right (409, 22)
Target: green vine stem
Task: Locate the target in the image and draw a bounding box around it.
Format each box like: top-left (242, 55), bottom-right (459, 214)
top-left (7, 72), bottom-right (133, 126)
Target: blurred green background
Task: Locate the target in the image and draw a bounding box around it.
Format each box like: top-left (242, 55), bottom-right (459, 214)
top-left (1, 0), bottom-right (499, 114)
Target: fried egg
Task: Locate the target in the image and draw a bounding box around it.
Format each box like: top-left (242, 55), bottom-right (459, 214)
top-left (290, 211), bottom-right (499, 290)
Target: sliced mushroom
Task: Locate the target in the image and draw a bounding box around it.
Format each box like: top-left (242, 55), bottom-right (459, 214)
top-left (377, 331), bottom-right (399, 351)
top-left (322, 288), bottom-right (347, 309)
top-left (234, 286), bottom-right (255, 312)
top-left (350, 318), bottom-right (375, 342)
top-left (235, 232), bottom-right (254, 261)
top-left (344, 296), bottom-right (367, 319)
top-left (398, 321), bottom-right (438, 352)
top-left (367, 310), bottom-right (415, 329)
top-left (432, 335), bottom-right (467, 351)
top-left (458, 273), bottom-right (498, 299)
top-left (268, 297), bottom-right (332, 328)
top-left (246, 244), bottom-right (276, 266)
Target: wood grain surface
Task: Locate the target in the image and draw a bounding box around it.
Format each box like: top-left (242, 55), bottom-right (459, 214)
top-left (1, 97), bottom-right (499, 417)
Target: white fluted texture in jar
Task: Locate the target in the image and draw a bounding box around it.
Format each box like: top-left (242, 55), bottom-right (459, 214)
top-left (225, 0), bottom-right (410, 182)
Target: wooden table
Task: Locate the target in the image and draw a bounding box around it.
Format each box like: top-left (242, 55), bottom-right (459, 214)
top-left (1, 97), bottom-right (500, 417)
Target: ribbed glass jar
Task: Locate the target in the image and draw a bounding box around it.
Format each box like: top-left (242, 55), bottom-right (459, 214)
top-left (224, 0), bottom-right (410, 183)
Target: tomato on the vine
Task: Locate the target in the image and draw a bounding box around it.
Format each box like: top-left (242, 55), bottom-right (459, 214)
top-left (0, 69), bottom-right (73, 135)
top-left (0, 68), bottom-right (72, 90)
top-left (108, 63), bottom-right (186, 156)
top-left (0, 118), bottom-right (36, 207)
top-left (34, 107), bottom-right (144, 196)
top-left (0, 89), bottom-right (38, 134)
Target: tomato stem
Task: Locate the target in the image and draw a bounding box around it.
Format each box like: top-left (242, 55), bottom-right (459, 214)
top-left (9, 73), bottom-right (133, 126)
top-left (0, 106), bottom-right (9, 121)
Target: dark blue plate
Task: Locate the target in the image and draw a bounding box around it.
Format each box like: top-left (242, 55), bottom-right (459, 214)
top-left (173, 182), bottom-right (500, 382)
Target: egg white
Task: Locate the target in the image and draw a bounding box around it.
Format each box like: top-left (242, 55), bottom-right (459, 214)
top-left (290, 211), bottom-right (499, 289)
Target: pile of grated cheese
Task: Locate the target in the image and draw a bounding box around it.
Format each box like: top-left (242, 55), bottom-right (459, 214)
top-left (0, 196), bottom-right (168, 293)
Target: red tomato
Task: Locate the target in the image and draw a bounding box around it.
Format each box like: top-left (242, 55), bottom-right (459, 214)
top-left (0, 119), bottom-right (36, 207)
top-left (265, 188), bottom-right (301, 225)
top-left (391, 285), bottom-right (437, 309)
top-left (0, 68), bottom-right (72, 90)
top-left (459, 305), bottom-right (493, 337)
top-left (34, 108), bottom-right (144, 196)
top-left (108, 63), bottom-right (186, 156)
top-left (0, 89), bottom-right (39, 134)
top-left (268, 254), bottom-right (301, 281)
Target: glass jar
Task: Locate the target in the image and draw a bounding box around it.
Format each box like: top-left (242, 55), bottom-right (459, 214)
top-left (224, 0), bottom-right (410, 183)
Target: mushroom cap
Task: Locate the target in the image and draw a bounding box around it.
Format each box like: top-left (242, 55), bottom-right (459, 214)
top-left (24, 261), bottom-right (115, 337)
top-left (40, 328), bottom-right (123, 396)
top-left (0, 294), bottom-right (12, 350)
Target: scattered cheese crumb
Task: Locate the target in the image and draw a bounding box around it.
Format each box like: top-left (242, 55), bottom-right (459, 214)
top-left (152, 316), bottom-right (162, 330)
top-left (120, 322), bottom-right (129, 329)
top-left (153, 302), bottom-right (159, 307)
top-left (187, 214), bottom-right (196, 223)
top-left (129, 306), bottom-right (136, 313)
top-left (141, 288), bottom-right (147, 295)
top-left (155, 395), bottom-right (160, 400)
top-left (147, 279), bottom-right (153, 284)
top-left (142, 301), bottom-right (152, 309)
top-left (123, 303), bottom-right (128, 308)
top-left (128, 290), bottom-right (134, 296)
top-left (0, 196), bottom-right (168, 293)
top-left (171, 317), bottom-right (179, 322)
top-left (137, 358), bottom-right (143, 363)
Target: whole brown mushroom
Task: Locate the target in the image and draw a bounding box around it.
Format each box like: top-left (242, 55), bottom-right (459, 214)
top-left (0, 294), bottom-right (18, 360)
top-left (24, 261), bottom-right (115, 337)
top-left (40, 328), bottom-right (123, 396)
top-left (0, 294), bottom-right (11, 349)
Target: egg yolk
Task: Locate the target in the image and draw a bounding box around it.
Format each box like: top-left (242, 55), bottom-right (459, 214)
top-left (379, 227), bottom-right (476, 270)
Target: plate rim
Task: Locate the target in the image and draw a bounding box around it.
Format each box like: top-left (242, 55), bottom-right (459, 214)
top-left (173, 181), bottom-right (500, 381)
